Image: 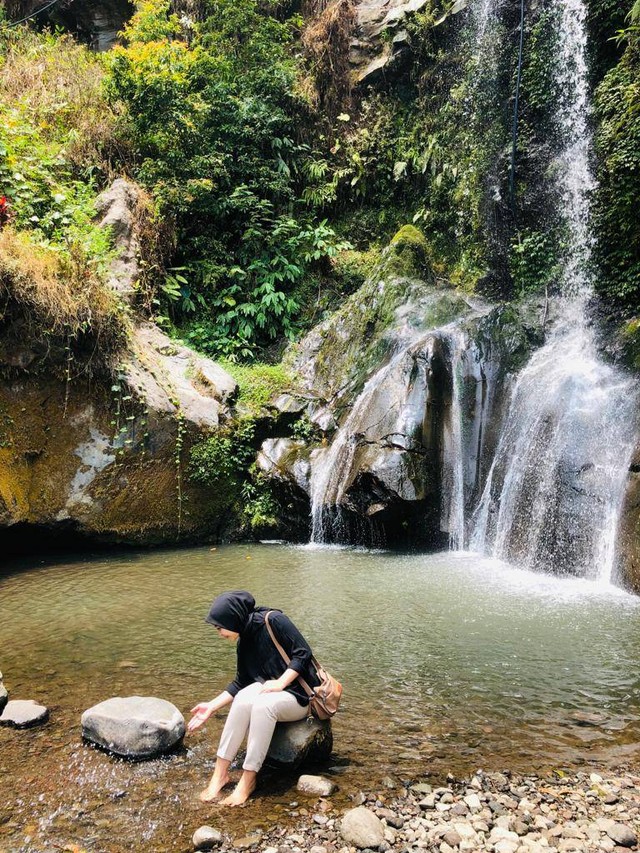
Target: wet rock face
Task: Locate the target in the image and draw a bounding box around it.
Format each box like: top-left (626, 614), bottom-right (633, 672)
top-left (616, 445), bottom-right (640, 594)
top-left (261, 242), bottom-right (541, 547)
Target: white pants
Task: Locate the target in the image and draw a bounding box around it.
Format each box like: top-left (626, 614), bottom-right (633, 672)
top-left (217, 682), bottom-right (308, 772)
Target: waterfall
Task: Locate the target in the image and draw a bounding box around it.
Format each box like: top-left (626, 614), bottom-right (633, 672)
top-left (441, 331), bottom-right (465, 550)
top-left (304, 0), bottom-right (638, 581)
top-left (469, 305), bottom-right (638, 581)
top-left (468, 0), bottom-right (639, 582)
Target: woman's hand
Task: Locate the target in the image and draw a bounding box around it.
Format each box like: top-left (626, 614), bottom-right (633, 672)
top-left (260, 679), bottom-right (285, 693)
top-left (187, 701), bottom-right (215, 733)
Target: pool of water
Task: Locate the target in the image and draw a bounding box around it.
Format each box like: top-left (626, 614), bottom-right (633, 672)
top-left (2, 543), bottom-right (640, 852)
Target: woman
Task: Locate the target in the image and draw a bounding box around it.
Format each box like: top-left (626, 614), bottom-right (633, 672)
top-left (187, 590), bottom-right (320, 806)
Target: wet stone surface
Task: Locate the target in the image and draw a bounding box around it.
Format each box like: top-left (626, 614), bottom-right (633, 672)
top-left (0, 699), bottom-right (49, 728)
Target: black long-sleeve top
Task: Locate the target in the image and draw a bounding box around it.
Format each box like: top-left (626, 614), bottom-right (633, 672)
top-left (225, 609), bottom-right (320, 706)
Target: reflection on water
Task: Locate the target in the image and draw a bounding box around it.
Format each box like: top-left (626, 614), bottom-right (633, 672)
top-left (2, 544), bottom-right (640, 851)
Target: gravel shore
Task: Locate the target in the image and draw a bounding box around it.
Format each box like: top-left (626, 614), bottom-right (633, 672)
top-left (208, 769), bottom-right (640, 853)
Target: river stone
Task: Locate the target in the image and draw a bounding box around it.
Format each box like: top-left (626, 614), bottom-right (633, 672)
top-left (0, 672), bottom-right (7, 714)
top-left (297, 774), bottom-right (338, 797)
top-left (81, 696), bottom-right (185, 758)
top-left (606, 824), bottom-right (637, 847)
top-left (192, 826), bottom-right (223, 850)
top-left (266, 718), bottom-right (332, 768)
top-left (340, 806), bottom-right (385, 849)
top-left (0, 699), bottom-right (49, 728)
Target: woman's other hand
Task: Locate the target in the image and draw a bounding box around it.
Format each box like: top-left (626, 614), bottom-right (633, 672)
top-left (260, 679), bottom-right (285, 693)
top-left (187, 701), bottom-right (215, 732)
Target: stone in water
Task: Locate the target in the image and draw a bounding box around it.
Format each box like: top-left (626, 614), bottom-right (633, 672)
top-left (297, 774), bottom-right (338, 797)
top-left (267, 718), bottom-right (332, 768)
top-left (192, 826), bottom-right (222, 850)
top-left (0, 699), bottom-right (49, 729)
top-left (81, 696), bottom-right (185, 759)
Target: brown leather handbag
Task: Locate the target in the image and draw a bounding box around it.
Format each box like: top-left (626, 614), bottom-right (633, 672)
top-left (265, 611), bottom-right (343, 720)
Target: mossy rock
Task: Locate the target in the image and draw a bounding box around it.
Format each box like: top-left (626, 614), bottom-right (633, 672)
top-left (384, 225), bottom-right (432, 279)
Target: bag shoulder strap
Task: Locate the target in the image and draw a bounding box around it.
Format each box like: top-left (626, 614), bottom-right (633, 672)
top-left (265, 610), bottom-right (315, 699)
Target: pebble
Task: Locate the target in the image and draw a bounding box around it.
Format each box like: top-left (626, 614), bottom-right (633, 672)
top-left (234, 835), bottom-right (262, 849)
top-left (193, 826), bottom-right (222, 850)
top-left (297, 776), bottom-right (338, 798)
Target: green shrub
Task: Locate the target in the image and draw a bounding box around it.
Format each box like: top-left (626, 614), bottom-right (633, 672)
top-left (592, 19), bottom-right (640, 304)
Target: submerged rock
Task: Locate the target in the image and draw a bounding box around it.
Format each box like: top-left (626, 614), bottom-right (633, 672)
top-left (266, 718), bottom-right (333, 768)
top-left (81, 696), bottom-right (185, 759)
top-left (0, 699), bottom-right (49, 728)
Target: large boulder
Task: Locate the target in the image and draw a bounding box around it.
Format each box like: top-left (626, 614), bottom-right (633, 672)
top-left (94, 178), bottom-right (145, 300)
top-left (266, 718), bottom-right (333, 768)
top-left (349, 0), bottom-right (468, 85)
top-left (81, 696), bottom-right (185, 759)
top-left (259, 238), bottom-right (543, 547)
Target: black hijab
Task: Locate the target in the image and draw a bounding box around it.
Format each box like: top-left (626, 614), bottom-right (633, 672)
top-left (205, 590), bottom-right (260, 634)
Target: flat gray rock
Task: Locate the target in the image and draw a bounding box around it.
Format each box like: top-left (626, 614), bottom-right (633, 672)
top-left (607, 823), bottom-right (637, 847)
top-left (340, 806), bottom-right (385, 849)
top-left (266, 718), bottom-right (332, 768)
top-left (81, 696), bottom-right (185, 759)
top-left (0, 699), bottom-right (49, 728)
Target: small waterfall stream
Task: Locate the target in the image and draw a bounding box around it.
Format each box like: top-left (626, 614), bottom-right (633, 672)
top-left (469, 0), bottom-right (638, 581)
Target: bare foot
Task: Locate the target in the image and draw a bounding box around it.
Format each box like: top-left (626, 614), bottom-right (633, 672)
top-left (221, 775), bottom-right (256, 806)
top-left (199, 773), bottom-right (231, 802)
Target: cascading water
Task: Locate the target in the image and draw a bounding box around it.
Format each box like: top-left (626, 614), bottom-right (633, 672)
top-left (440, 331), bottom-right (465, 550)
top-left (469, 0), bottom-right (638, 582)
top-left (305, 0), bottom-right (637, 581)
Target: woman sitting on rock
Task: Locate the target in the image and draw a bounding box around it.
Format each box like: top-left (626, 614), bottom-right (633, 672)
top-left (187, 590), bottom-right (320, 806)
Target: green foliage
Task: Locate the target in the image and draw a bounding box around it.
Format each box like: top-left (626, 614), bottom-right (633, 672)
top-left (510, 230), bottom-right (563, 296)
top-left (592, 21), bottom-right (640, 304)
top-left (106, 0), bottom-right (352, 357)
top-left (189, 417), bottom-right (279, 533)
top-left (189, 419), bottom-right (257, 489)
top-left (220, 362), bottom-right (291, 414)
top-left (241, 473), bottom-right (280, 531)
top-left (0, 27), bottom-right (116, 266)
